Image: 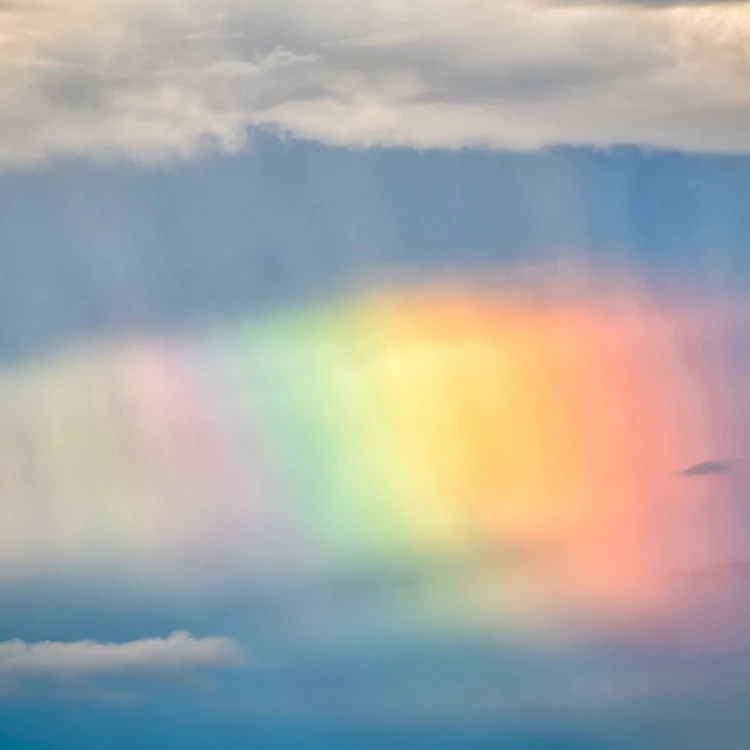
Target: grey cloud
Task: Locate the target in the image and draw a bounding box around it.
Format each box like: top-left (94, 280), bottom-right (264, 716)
top-left (559, 1), bottom-right (746, 7)
top-left (680, 460), bottom-right (734, 477)
top-left (0, 0), bottom-right (750, 167)
top-left (0, 631), bottom-right (246, 676)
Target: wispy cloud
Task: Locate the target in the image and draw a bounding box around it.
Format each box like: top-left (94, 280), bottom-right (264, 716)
top-left (680, 460), bottom-right (734, 477)
top-left (0, 631), bottom-right (246, 676)
top-left (0, 0), bottom-right (749, 168)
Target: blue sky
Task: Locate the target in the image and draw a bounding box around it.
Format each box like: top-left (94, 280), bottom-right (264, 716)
top-left (2, 139), bottom-right (749, 362)
top-left (3, 2), bottom-right (750, 749)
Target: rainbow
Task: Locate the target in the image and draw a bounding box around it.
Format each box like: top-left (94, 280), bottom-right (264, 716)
top-left (0, 283), bottom-right (738, 631)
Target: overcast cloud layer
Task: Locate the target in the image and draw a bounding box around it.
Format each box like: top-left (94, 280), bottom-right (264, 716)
top-left (1, 0), bottom-right (749, 167)
top-left (0, 632), bottom-right (245, 676)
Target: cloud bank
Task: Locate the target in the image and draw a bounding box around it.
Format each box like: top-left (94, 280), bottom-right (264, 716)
top-left (1, 0), bottom-right (750, 167)
top-left (0, 631), bottom-right (245, 676)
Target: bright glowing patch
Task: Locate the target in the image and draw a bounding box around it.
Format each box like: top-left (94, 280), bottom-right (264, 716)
top-left (0, 284), bottom-right (738, 635)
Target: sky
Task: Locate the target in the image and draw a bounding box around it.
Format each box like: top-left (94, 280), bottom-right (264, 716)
top-left (2, 1), bottom-right (750, 749)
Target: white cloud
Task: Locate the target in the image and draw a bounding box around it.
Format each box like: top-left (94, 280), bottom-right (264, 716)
top-left (0, 631), bottom-right (246, 676)
top-left (0, 0), bottom-right (749, 167)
